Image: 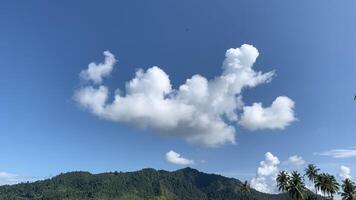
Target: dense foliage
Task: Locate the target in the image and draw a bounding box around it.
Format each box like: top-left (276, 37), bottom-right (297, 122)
top-left (340, 179), bottom-right (356, 200)
top-left (277, 164), bottom-right (356, 200)
top-left (0, 167), bottom-right (302, 200)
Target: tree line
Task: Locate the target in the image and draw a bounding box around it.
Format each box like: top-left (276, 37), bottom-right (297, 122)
top-left (275, 164), bottom-right (356, 200)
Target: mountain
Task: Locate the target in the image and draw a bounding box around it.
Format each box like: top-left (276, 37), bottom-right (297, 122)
top-left (0, 167), bottom-right (322, 200)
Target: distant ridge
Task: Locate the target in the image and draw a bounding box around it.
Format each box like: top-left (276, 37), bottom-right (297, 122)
top-left (0, 167), bottom-right (324, 200)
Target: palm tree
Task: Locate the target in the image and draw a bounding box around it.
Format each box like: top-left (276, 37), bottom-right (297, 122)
top-left (305, 164), bottom-right (320, 193)
top-left (287, 171), bottom-right (306, 200)
top-left (340, 178), bottom-right (356, 200)
top-left (325, 174), bottom-right (339, 199)
top-left (277, 171), bottom-right (290, 193)
top-left (315, 173), bottom-right (339, 199)
top-left (315, 173), bottom-right (328, 197)
top-left (241, 180), bottom-right (251, 194)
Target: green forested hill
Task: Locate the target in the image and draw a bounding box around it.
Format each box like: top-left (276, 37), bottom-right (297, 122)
top-left (0, 168), bottom-right (320, 200)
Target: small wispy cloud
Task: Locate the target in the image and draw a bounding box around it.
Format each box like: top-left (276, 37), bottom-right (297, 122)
top-left (165, 150), bottom-right (194, 165)
top-left (315, 148), bottom-right (356, 158)
top-left (283, 155), bottom-right (305, 166)
top-left (79, 51), bottom-right (116, 84)
top-left (0, 171), bottom-right (44, 186)
top-left (0, 172), bottom-right (20, 185)
top-left (339, 165), bottom-right (352, 180)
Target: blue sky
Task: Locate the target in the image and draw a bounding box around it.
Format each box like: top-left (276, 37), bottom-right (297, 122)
top-left (1, 0), bottom-right (356, 192)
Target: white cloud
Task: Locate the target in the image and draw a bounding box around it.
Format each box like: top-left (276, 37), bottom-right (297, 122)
top-left (284, 155), bottom-right (305, 166)
top-left (339, 165), bottom-right (352, 180)
top-left (251, 176), bottom-right (271, 193)
top-left (0, 172), bottom-right (20, 185)
top-left (80, 51), bottom-right (116, 84)
top-left (74, 86), bottom-right (109, 115)
top-left (257, 152), bottom-right (280, 176)
top-left (165, 150), bottom-right (194, 165)
top-left (239, 96), bottom-right (296, 130)
top-left (74, 44), bottom-right (296, 147)
top-left (317, 148), bottom-right (356, 158)
top-left (251, 152), bottom-right (280, 193)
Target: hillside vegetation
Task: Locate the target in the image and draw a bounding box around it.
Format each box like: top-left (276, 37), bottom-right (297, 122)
top-left (0, 167), bottom-right (321, 200)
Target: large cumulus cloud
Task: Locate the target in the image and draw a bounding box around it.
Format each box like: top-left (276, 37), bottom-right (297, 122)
top-left (74, 44), bottom-right (296, 147)
top-left (250, 152), bottom-right (280, 193)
